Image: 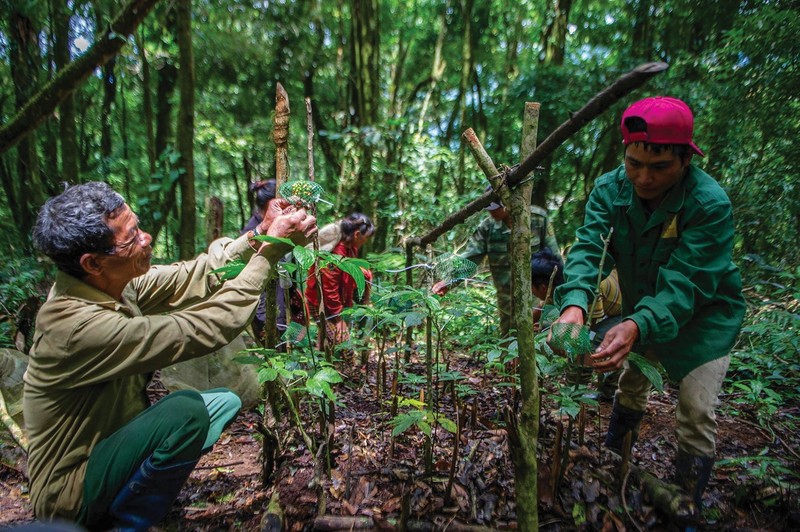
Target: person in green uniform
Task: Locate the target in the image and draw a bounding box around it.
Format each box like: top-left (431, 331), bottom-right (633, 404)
top-left (552, 96), bottom-right (745, 510)
top-left (24, 182), bottom-right (316, 530)
top-left (433, 186), bottom-right (560, 337)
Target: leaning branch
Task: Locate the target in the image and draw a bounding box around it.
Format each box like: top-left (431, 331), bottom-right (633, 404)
top-left (406, 61), bottom-right (668, 250)
top-left (0, 0), bottom-right (164, 154)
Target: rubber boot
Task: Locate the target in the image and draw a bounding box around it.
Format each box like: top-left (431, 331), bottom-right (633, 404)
top-left (674, 449), bottom-right (715, 511)
top-left (108, 456), bottom-right (199, 532)
top-left (605, 401), bottom-right (645, 454)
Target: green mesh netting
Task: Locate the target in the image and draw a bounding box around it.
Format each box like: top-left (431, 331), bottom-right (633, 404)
top-left (540, 304), bottom-right (561, 329)
top-left (279, 180), bottom-right (325, 207)
top-left (433, 254), bottom-right (478, 283)
top-left (549, 322), bottom-right (593, 358)
top-left (281, 321), bottom-right (308, 345)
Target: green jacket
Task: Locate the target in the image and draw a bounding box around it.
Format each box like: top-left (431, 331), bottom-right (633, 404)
top-left (23, 234), bottom-right (276, 520)
top-left (462, 205), bottom-right (560, 296)
top-left (555, 165), bottom-right (745, 380)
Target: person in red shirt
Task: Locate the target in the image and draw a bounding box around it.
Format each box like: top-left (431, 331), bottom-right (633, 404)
top-left (305, 213), bottom-right (375, 344)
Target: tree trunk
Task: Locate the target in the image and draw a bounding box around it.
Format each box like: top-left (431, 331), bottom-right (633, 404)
top-left (141, 56), bottom-right (178, 245)
top-left (176, 0), bottom-right (196, 260)
top-left (135, 28), bottom-right (157, 176)
top-left (346, 0), bottom-right (380, 213)
top-left (454, 0), bottom-right (473, 196)
top-left (508, 103), bottom-right (540, 530)
top-left (53, 0), bottom-right (79, 183)
top-left (540, 0), bottom-right (573, 65)
top-left (0, 0), bottom-right (164, 155)
top-left (6, 7), bottom-right (46, 247)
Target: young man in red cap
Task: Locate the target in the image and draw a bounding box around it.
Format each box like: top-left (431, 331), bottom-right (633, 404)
top-left (552, 96), bottom-right (745, 512)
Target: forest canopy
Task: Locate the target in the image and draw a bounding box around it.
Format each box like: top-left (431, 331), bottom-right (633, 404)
top-left (0, 0), bottom-right (797, 267)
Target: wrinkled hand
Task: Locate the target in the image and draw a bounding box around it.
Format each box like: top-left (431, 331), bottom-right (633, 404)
top-left (589, 319), bottom-right (639, 372)
top-left (431, 280), bottom-right (450, 296)
top-left (547, 305), bottom-right (585, 352)
top-left (258, 198), bottom-right (292, 235)
top-left (265, 207), bottom-right (317, 247)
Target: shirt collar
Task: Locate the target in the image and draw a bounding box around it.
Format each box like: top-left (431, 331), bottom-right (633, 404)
top-left (52, 271), bottom-right (126, 311)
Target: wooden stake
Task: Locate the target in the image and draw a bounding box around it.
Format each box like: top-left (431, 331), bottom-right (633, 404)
top-left (306, 97), bottom-right (315, 182)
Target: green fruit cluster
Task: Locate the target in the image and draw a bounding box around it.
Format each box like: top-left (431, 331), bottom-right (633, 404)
top-left (289, 181), bottom-right (314, 198)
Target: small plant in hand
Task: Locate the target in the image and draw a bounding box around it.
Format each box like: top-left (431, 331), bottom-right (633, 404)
top-left (279, 180), bottom-right (330, 209)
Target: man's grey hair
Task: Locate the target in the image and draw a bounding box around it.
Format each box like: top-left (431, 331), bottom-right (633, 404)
top-left (32, 182), bottom-right (126, 278)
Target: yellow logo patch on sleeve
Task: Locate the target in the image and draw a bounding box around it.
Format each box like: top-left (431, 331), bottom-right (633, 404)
top-left (661, 214), bottom-right (679, 239)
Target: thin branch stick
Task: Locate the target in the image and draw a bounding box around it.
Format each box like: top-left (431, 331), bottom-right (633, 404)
top-left (588, 228), bottom-right (614, 324)
top-left (406, 62), bottom-right (668, 250)
top-left (306, 97), bottom-right (315, 182)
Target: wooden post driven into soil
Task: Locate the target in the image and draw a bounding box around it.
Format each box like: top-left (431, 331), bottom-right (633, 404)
top-left (265, 82), bottom-right (291, 351)
top-left (507, 103), bottom-right (540, 530)
top-left (404, 62), bottom-right (668, 252)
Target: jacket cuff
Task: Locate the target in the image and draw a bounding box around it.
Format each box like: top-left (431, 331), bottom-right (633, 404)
top-left (558, 289), bottom-right (590, 315)
top-left (627, 311), bottom-right (651, 346)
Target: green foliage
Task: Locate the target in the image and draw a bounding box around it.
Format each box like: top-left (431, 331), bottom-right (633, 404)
top-left (727, 263), bottom-right (799, 429)
top-left (0, 258), bottom-right (50, 349)
top-left (627, 353), bottom-right (664, 394)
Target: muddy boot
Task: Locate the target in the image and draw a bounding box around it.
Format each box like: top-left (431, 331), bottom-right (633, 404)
top-left (605, 401), bottom-right (645, 454)
top-left (674, 449), bottom-right (715, 511)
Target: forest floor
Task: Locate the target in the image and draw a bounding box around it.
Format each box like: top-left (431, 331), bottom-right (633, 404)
top-left (1, 348), bottom-right (798, 531)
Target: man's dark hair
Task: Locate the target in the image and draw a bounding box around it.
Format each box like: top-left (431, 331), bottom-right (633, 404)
top-left (623, 116), bottom-right (691, 159)
top-left (340, 212), bottom-right (375, 240)
top-left (249, 179), bottom-right (277, 211)
top-left (531, 248), bottom-right (564, 288)
top-left (32, 182), bottom-right (126, 278)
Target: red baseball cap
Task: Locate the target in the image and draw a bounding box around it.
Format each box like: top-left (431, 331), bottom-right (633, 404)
top-left (621, 96), bottom-right (704, 157)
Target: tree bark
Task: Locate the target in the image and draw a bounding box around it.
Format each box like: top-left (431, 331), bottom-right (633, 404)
top-left (5, 7), bottom-right (45, 247)
top-left (346, 0), bottom-right (380, 213)
top-left (135, 28), bottom-right (156, 176)
top-left (53, 0), bottom-right (79, 183)
top-left (0, 0), bottom-right (164, 155)
top-left (508, 103), bottom-right (540, 530)
top-left (176, 0), bottom-right (196, 260)
top-left (93, 0), bottom-right (117, 170)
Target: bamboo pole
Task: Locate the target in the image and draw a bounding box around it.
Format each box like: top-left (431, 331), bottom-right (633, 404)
top-left (406, 61), bottom-right (668, 250)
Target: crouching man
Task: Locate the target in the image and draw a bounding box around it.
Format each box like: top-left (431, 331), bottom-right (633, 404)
top-left (24, 182), bottom-right (316, 530)
top-left (551, 97), bottom-right (745, 511)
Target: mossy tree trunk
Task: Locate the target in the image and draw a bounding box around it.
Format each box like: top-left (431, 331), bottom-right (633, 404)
top-left (508, 103), bottom-right (541, 530)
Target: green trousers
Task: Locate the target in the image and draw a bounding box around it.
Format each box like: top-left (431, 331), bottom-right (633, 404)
top-left (79, 388), bottom-right (241, 527)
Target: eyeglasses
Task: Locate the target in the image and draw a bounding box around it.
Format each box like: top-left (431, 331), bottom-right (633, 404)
top-left (109, 227), bottom-right (147, 255)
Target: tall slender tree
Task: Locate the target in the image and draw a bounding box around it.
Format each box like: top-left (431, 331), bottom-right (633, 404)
top-left (52, 0), bottom-right (79, 183)
top-left (176, 0), bottom-right (196, 259)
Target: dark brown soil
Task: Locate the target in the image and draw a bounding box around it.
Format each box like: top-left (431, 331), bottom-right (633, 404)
top-left (2, 350), bottom-right (798, 531)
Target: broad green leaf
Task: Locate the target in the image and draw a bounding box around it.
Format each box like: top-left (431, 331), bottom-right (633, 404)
top-left (391, 414), bottom-right (417, 437)
top-left (314, 367), bottom-right (343, 384)
top-left (403, 312), bottom-right (425, 327)
top-left (257, 367), bottom-right (279, 383)
top-left (233, 355), bottom-right (263, 365)
top-left (336, 259), bottom-right (366, 298)
top-left (209, 260), bottom-right (246, 280)
top-left (628, 352), bottom-right (664, 393)
top-left (293, 245), bottom-right (315, 272)
top-left (437, 416), bottom-right (458, 434)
